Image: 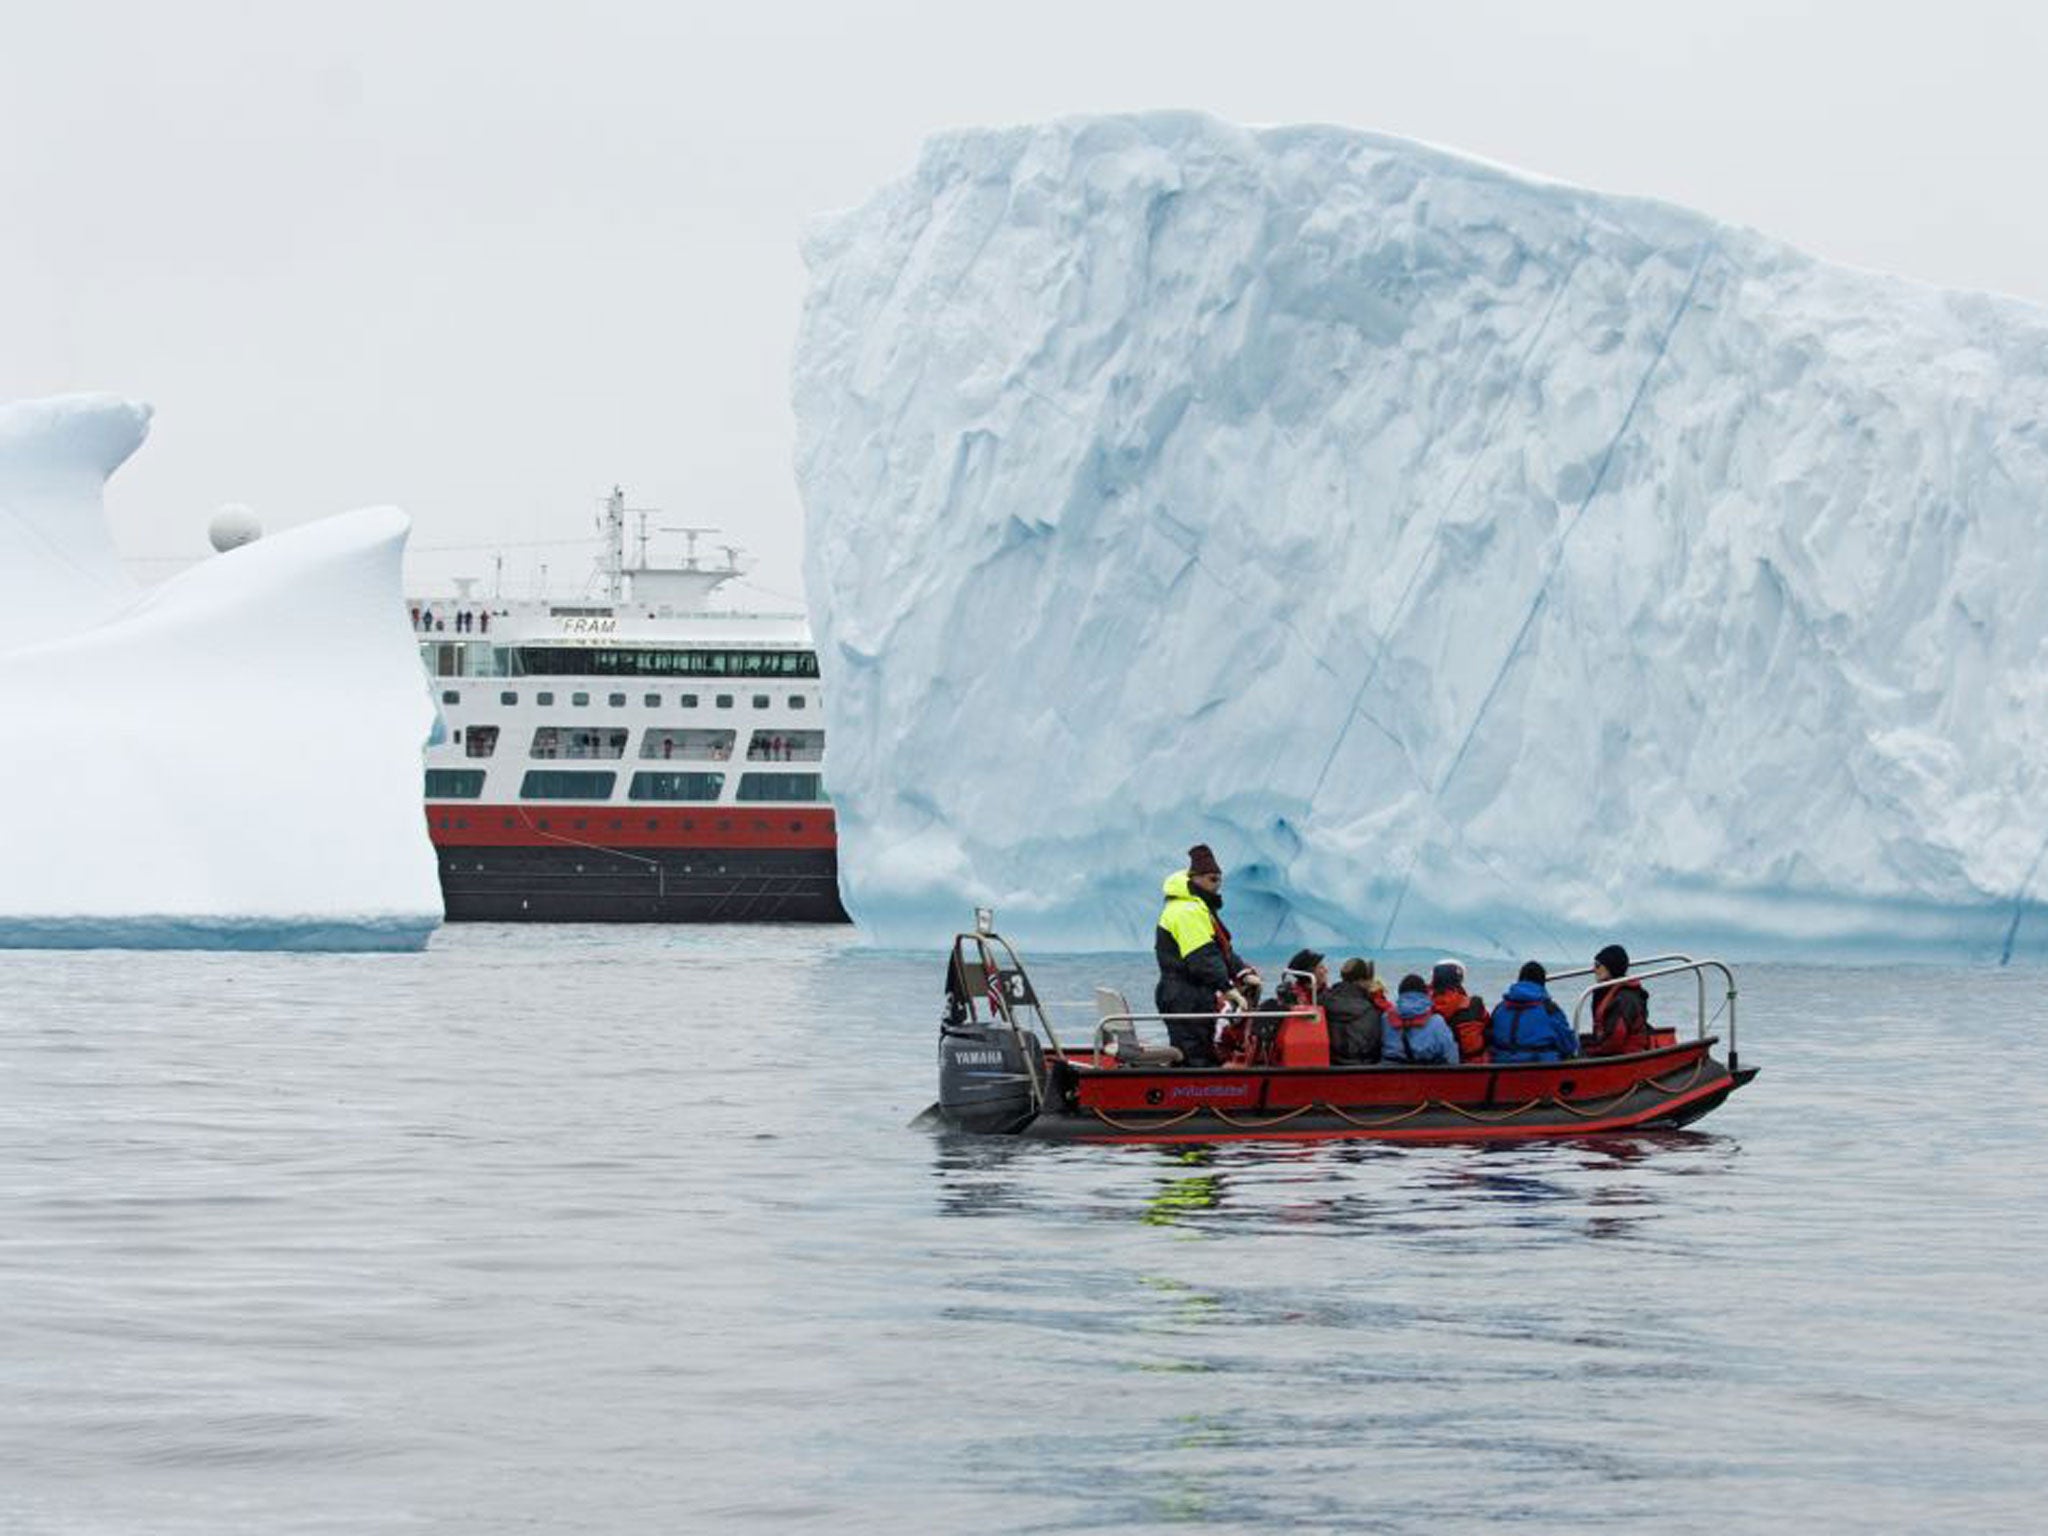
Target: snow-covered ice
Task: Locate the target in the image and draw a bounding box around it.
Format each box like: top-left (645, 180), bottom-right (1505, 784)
top-left (793, 112), bottom-right (2048, 961)
top-left (0, 393), bottom-right (442, 949)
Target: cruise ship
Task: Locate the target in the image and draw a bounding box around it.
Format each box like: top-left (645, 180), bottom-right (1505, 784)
top-left (414, 490), bottom-right (848, 923)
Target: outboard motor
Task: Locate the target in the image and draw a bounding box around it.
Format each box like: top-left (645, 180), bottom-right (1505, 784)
top-left (935, 921), bottom-right (1050, 1134)
top-left (938, 1015), bottom-right (1042, 1134)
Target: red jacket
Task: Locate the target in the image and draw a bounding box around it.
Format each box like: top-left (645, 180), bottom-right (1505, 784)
top-left (1432, 986), bottom-right (1490, 1064)
top-left (1588, 980), bottom-right (1653, 1056)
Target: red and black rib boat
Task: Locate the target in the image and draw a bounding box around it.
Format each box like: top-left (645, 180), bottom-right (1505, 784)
top-left (929, 917), bottom-right (1757, 1144)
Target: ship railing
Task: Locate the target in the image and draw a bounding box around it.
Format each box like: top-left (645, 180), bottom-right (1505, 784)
top-left (1549, 954), bottom-right (1739, 1072)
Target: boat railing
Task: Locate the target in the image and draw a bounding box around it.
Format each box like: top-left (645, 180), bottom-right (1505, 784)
top-left (945, 915), bottom-right (1067, 1063)
top-left (1089, 999), bottom-right (1318, 1064)
top-left (1551, 955), bottom-right (1739, 1072)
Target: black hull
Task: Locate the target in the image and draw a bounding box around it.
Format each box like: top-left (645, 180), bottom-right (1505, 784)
top-left (437, 845), bottom-right (850, 924)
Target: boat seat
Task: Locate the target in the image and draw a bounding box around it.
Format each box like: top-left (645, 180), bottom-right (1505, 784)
top-left (1095, 988), bottom-right (1181, 1067)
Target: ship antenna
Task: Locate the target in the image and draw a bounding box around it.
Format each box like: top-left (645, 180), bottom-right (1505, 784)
top-left (599, 487), bottom-right (626, 602)
top-left (664, 525), bottom-right (716, 571)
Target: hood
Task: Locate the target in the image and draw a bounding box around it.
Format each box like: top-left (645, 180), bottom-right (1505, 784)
top-left (1501, 979), bottom-right (1551, 1005)
top-left (1394, 990), bottom-right (1434, 1022)
top-left (1163, 867), bottom-right (1221, 911)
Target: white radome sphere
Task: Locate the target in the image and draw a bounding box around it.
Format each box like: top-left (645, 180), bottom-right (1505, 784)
top-left (208, 504), bottom-right (263, 552)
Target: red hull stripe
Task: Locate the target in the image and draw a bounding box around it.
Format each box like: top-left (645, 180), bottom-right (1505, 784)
top-left (426, 804), bottom-right (836, 850)
top-left (1065, 1076), bottom-right (1737, 1144)
top-left (1077, 1042), bottom-right (1715, 1113)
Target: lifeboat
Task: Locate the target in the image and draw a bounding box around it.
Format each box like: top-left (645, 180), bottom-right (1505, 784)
top-left (928, 914), bottom-right (1757, 1144)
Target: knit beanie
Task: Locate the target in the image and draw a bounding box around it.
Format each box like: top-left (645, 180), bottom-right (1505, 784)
top-left (1430, 959), bottom-right (1465, 992)
top-left (1187, 844), bottom-right (1222, 878)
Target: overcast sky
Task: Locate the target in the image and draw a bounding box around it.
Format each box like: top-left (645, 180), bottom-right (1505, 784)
top-left (4, 0), bottom-right (2041, 602)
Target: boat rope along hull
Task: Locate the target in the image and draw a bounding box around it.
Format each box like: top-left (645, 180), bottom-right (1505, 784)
top-left (1021, 1062), bottom-right (1755, 1143)
top-left (935, 1040), bottom-right (1754, 1144)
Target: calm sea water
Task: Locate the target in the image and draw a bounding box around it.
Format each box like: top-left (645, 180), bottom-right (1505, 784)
top-left (2, 926), bottom-right (2044, 1534)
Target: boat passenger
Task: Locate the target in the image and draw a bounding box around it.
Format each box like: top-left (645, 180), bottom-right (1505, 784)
top-left (1324, 958), bottom-right (1385, 1064)
top-left (1486, 961), bottom-right (1578, 1063)
top-left (1429, 959), bottom-right (1491, 1065)
top-left (1586, 944), bottom-right (1655, 1056)
top-left (1274, 948), bottom-right (1328, 1009)
top-left (1154, 844), bottom-right (1258, 1067)
top-left (1380, 973), bottom-right (1460, 1065)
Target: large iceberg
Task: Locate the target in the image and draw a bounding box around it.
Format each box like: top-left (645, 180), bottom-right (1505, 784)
top-left (0, 394), bottom-right (442, 949)
top-left (793, 113), bottom-right (2048, 961)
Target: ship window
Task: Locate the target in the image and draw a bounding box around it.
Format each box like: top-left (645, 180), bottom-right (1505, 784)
top-left (789, 695), bottom-right (807, 710)
top-left (628, 771), bottom-right (726, 802)
top-left (640, 728), bottom-right (735, 761)
top-left (737, 772), bottom-right (827, 803)
top-left (644, 693), bottom-right (661, 707)
top-left (509, 646), bottom-right (820, 679)
top-left (608, 692), bottom-right (627, 707)
top-left (500, 691), bottom-right (518, 706)
top-left (571, 692), bottom-right (590, 707)
top-left (530, 727), bottom-right (628, 760)
top-left (745, 729), bottom-right (822, 763)
top-left (441, 689), bottom-right (461, 705)
top-left (425, 769), bottom-right (486, 799)
top-left (752, 694), bottom-right (770, 709)
top-left (715, 694), bottom-right (733, 709)
top-left (679, 693), bottom-right (699, 708)
top-left (519, 770), bottom-right (617, 800)
top-left (466, 725), bottom-right (499, 759)
top-left (536, 691), bottom-right (555, 706)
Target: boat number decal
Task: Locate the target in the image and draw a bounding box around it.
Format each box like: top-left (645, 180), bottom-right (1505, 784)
top-left (1164, 1083), bottom-right (1256, 1104)
top-left (991, 969), bottom-right (1036, 1006)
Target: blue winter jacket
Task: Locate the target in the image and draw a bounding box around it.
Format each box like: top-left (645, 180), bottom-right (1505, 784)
top-left (1380, 988), bottom-right (1460, 1065)
top-left (1486, 980), bottom-right (1578, 1063)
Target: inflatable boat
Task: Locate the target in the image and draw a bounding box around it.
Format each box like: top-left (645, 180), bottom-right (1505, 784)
top-left (926, 915), bottom-right (1757, 1144)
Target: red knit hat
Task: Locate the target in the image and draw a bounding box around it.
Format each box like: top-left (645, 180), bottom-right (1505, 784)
top-left (1187, 844), bottom-right (1222, 878)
